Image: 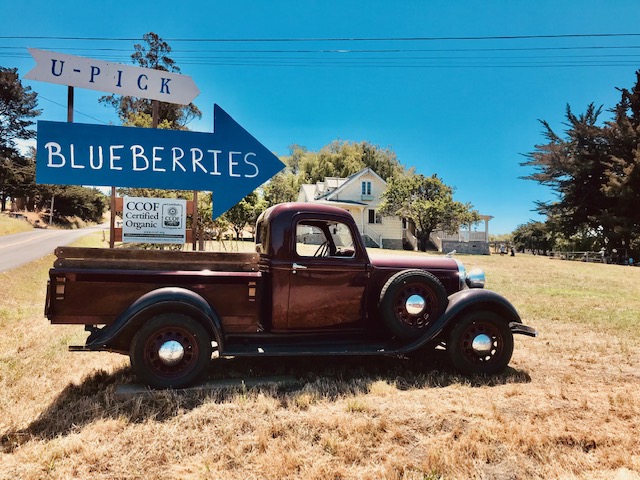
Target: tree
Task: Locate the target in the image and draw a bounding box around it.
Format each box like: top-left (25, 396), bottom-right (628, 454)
top-left (33, 185), bottom-right (107, 224)
top-left (359, 141), bottom-right (404, 181)
top-left (521, 104), bottom-right (620, 253)
top-left (7, 146), bottom-right (36, 210)
top-left (262, 170), bottom-right (301, 207)
top-left (55, 187), bottom-right (107, 223)
top-left (522, 104), bottom-right (613, 247)
top-left (0, 67), bottom-right (40, 210)
top-left (99, 32), bottom-right (201, 130)
top-left (522, 71), bottom-right (640, 258)
top-left (512, 221), bottom-right (555, 255)
top-left (379, 173), bottom-right (479, 251)
top-left (298, 140), bottom-right (403, 184)
top-left (602, 73), bottom-right (640, 255)
top-left (0, 151), bottom-right (25, 210)
top-left (262, 147), bottom-right (305, 208)
top-left (223, 191), bottom-right (265, 240)
top-left (98, 33), bottom-right (203, 233)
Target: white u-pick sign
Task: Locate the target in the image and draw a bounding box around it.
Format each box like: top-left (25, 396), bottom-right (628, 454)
top-left (24, 48), bottom-right (200, 105)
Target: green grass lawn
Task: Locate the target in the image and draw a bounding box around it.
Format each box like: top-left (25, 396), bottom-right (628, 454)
top-left (458, 252), bottom-right (640, 338)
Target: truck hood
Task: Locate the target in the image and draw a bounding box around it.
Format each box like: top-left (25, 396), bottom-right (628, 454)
top-left (368, 253), bottom-right (460, 271)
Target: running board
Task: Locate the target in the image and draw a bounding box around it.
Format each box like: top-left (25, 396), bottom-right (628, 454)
top-left (221, 342), bottom-right (396, 357)
top-left (69, 345), bottom-right (94, 351)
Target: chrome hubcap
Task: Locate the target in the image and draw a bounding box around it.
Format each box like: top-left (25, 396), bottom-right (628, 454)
top-left (405, 294), bottom-right (426, 315)
top-left (158, 340), bottom-right (185, 366)
top-left (471, 333), bottom-right (493, 355)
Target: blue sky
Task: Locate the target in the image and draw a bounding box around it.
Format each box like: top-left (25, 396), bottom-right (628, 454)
top-left (3, 0), bottom-right (640, 233)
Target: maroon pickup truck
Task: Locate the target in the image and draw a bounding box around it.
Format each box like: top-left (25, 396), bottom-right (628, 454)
top-left (45, 202), bottom-right (537, 388)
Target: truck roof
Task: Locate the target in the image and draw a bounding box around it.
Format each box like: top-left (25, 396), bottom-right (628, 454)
top-left (260, 202), bottom-right (353, 221)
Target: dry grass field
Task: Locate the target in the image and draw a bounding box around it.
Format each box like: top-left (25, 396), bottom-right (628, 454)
top-left (0, 214), bottom-right (33, 236)
top-left (1, 238), bottom-right (639, 479)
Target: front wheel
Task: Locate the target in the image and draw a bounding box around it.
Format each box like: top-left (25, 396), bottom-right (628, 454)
top-left (130, 313), bottom-right (212, 389)
top-left (447, 311), bottom-right (514, 375)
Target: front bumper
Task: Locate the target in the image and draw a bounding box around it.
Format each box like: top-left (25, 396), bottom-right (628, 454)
top-left (509, 322), bottom-right (538, 338)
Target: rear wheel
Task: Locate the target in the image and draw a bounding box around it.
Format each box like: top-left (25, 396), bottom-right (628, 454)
top-left (130, 313), bottom-right (211, 389)
top-left (448, 311), bottom-right (513, 375)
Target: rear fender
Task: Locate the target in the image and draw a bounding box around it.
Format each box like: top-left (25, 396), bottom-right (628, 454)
top-left (86, 287), bottom-right (223, 353)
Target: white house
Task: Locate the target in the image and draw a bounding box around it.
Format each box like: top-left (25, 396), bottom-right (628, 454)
top-left (297, 167), bottom-right (492, 253)
top-left (297, 168), bottom-right (407, 249)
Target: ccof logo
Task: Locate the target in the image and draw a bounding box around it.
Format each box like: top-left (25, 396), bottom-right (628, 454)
top-left (162, 204), bottom-right (182, 228)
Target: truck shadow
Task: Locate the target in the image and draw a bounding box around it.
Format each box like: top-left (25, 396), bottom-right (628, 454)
top-left (1, 353), bottom-right (530, 453)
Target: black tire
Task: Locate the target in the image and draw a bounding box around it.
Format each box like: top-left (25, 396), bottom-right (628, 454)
top-left (447, 311), bottom-right (514, 375)
top-left (379, 270), bottom-right (448, 340)
top-left (130, 313), bottom-right (211, 389)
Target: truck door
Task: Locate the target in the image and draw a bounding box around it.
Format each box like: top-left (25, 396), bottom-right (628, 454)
top-left (287, 217), bottom-right (368, 329)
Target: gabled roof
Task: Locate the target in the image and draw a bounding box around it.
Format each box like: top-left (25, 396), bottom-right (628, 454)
top-left (314, 176), bottom-right (348, 198)
top-left (317, 167), bottom-right (387, 201)
top-left (298, 184), bottom-right (317, 202)
top-left (315, 199), bottom-right (367, 206)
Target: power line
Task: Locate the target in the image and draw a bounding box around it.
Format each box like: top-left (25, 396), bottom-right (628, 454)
top-left (38, 95), bottom-right (109, 124)
top-left (2, 33), bottom-right (640, 42)
top-left (3, 34), bottom-right (640, 70)
top-left (6, 44), bottom-right (640, 55)
top-left (170, 61), bottom-right (640, 69)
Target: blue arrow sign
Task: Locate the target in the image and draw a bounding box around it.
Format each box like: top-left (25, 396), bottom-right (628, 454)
top-left (36, 105), bottom-right (285, 218)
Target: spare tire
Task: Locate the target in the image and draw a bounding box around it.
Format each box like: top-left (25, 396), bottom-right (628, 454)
top-left (379, 269), bottom-right (449, 340)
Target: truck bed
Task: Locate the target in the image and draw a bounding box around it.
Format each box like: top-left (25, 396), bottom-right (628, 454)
top-left (47, 247), bottom-right (263, 333)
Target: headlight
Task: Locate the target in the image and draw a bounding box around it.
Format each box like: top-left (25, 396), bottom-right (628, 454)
top-left (466, 268), bottom-right (485, 288)
top-left (454, 259), bottom-right (467, 290)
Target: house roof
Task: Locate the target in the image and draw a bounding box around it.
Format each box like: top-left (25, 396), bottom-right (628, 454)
top-left (312, 167), bottom-right (387, 201)
top-left (324, 167), bottom-right (386, 201)
top-left (314, 199), bottom-right (368, 207)
top-left (298, 184), bottom-right (317, 202)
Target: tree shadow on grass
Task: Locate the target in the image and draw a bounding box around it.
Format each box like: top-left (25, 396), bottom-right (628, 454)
top-left (1, 352), bottom-right (531, 453)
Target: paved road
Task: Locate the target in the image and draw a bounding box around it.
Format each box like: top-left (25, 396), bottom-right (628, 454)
top-left (0, 224), bottom-right (107, 273)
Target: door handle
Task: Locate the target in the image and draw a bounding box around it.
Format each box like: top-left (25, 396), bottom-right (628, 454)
top-left (292, 263), bottom-right (307, 273)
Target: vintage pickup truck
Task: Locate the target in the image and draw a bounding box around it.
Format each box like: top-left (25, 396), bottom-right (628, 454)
top-left (45, 202), bottom-right (537, 388)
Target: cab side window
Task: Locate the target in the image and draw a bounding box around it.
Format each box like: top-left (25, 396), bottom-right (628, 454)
top-left (295, 223), bottom-right (327, 257)
top-left (295, 220), bottom-right (356, 258)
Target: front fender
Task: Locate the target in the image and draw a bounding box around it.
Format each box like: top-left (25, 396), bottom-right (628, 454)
top-left (86, 287), bottom-right (224, 353)
top-left (399, 289), bottom-right (522, 353)
top-left (441, 288), bottom-right (521, 325)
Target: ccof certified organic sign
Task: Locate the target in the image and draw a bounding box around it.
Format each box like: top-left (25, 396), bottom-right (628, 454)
top-left (123, 197), bottom-right (186, 244)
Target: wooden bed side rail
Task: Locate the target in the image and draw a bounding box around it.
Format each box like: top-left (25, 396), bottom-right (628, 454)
top-left (54, 247), bottom-right (260, 271)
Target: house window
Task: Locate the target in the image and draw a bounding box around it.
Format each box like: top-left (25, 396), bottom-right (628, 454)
top-left (361, 181), bottom-right (372, 196)
top-left (368, 209), bottom-right (382, 224)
